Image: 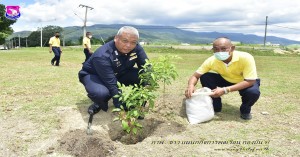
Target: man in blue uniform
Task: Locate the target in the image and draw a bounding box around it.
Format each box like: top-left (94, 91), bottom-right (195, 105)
top-left (78, 26), bottom-right (148, 115)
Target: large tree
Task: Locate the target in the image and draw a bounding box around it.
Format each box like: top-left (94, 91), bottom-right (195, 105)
top-left (78, 36), bottom-right (104, 45)
top-left (27, 25), bottom-right (63, 47)
top-left (0, 4), bottom-right (17, 45)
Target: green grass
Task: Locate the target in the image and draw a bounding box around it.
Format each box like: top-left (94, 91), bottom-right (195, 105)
top-left (0, 46), bottom-right (299, 156)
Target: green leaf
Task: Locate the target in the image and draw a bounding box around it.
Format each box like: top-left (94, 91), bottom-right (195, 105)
top-left (132, 127), bottom-right (137, 134)
top-left (113, 95), bottom-right (120, 98)
top-left (113, 117), bottom-right (120, 121)
top-left (124, 93), bottom-right (130, 101)
top-left (122, 120), bottom-right (129, 130)
top-left (135, 123), bottom-right (143, 128)
top-left (112, 108), bottom-right (121, 112)
top-left (133, 110), bottom-right (139, 117)
top-left (117, 82), bottom-right (122, 87)
top-left (151, 73), bottom-right (155, 80)
top-left (131, 93), bottom-right (139, 100)
top-left (126, 103), bottom-right (133, 108)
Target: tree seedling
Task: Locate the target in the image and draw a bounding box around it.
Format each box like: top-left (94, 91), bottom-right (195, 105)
top-left (112, 55), bottom-right (179, 135)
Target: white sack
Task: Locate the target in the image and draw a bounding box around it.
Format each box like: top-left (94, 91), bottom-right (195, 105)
top-left (185, 87), bottom-right (214, 124)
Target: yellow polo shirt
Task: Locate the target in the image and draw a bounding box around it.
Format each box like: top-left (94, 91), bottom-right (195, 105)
top-left (83, 37), bottom-right (91, 49)
top-left (196, 51), bottom-right (258, 83)
top-left (49, 36), bottom-right (60, 47)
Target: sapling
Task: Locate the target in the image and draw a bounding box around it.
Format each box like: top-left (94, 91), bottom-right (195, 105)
top-left (140, 55), bottom-right (180, 104)
top-left (113, 55), bottom-right (179, 135)
top-left (112, 83), bottom-right (156, 134)
top-left (150, 55), bottom-right (179, 93)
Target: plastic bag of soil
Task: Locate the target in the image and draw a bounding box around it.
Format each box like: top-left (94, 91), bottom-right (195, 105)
top-left (185, 87), bottom-right (214, 124)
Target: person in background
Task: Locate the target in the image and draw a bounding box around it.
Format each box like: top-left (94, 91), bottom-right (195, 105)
top-left (49, 32), bottom-right (62, 66)
top-left (185, 37), bottom-right (260, 120)
top-left (78, 26), bottom-right (148, 115)
top-left (82, 32), bottom-right (93, 63)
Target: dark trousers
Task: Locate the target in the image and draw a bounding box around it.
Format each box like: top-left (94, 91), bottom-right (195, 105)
top-left (200, 73), bottom-right (260, 114)
top-left (83, 48), bottom-right (92, 63)
top-left (79, 68), bottom-right (140, 111)
top-left (51, 47), bottom-right (61, 66)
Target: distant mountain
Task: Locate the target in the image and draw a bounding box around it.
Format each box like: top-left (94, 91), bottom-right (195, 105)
top-left (10, 31), bottom-right (31, 38)
top-left (10, 24), bottom-right (300, 45)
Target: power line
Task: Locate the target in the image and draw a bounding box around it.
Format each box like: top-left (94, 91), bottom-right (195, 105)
top-left (178, 24), bottom-right (266, 29)
top-left (73, 12), bottom-right (85, 21)
top-left (270, 24), bottom-right (300, 31)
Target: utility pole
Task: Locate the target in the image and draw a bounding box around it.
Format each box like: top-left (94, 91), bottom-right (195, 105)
top-left (40, 26), bottom-right (43, 47)
top-left (38, 19), bottom-right (56, 47)
top-left (263, 16), bottom-right (268, 47)
top-left (18, 34), bottom-right (21, 48)
top-left (62, 32), bottom-right (65, 47)
top-left (79, 4), bottom-right (94, 38)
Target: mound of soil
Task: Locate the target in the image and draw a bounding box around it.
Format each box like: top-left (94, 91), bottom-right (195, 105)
top-left (57, 129), bottom-right (116, 157)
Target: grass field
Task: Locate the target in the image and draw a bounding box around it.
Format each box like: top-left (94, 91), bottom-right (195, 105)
top-left (0, 46), bottom-right (299, 156)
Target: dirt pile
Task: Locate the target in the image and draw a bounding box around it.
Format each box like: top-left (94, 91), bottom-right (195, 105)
top-left (57, 129), bottom-right (116, 157)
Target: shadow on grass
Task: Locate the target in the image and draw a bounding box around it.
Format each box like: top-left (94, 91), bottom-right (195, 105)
top-left (75, 99), bottom-right (115, 126)
top-left (213, 103), bottom-right (243, 122)
top-left (180, 99), bottom-right (245, 122)
top-left (179, 98), bottom-right (187, 118)
top-left (75, 98), bottom-right (91, 111)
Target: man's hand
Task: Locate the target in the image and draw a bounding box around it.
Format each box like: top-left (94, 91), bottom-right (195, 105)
top-left (185, 85), bottom-right (195, 99)
top-left (113, 97), bottom-right (127, 110)
top-left (185, 73), bottom-right (201, 99)
top-left (209, 87), bottom-right (225, 98)
top-left (113, 97), bottom-right (121, 108)
top-left (49, 50), bottom-right (52, 53)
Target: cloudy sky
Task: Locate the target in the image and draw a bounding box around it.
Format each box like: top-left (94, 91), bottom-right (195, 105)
top-left (2, 0), bottom-right (300, 41)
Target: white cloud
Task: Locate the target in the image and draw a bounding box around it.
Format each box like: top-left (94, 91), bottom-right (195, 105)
top-left (9, 0), bottom-right (300, 41)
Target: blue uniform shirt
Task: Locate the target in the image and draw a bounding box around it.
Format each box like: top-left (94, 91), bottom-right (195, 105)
top-left (79, 40), bottom-right (148, 97)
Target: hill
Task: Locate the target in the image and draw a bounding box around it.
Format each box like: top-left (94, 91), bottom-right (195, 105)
top-left (10, 24), bottom-right (300, 45)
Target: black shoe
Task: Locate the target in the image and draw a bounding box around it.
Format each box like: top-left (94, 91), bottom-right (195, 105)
top-left (240, 113), bottom-right (252, 120)
top-left (51, 60), bottom-right (54, 65)
top-left (88, 103), bottom-right (101, 115)
top-left (137, 116), bottom-right (144, 120)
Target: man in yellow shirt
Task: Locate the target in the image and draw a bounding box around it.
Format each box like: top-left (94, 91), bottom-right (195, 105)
top-left (185, 37), bottom-right (260, 120)
top-left (82, 32), bottom-right (93, 63)
top-left (49, 32), bottom-right (62, 66)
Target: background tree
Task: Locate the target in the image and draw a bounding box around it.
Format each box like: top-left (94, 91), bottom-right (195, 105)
top-left (91, 37), bottom-right (102, 45)
top-left (104, 35), bottom-right (115, 43)
top-left (65, 40), bottom-right (76, 46)
top-left (27, 25), bottom-right (63, 47)
top-left (78, 36), bottom-right (104, 46)
top-left (0, 4), bottom-right (17, 45)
